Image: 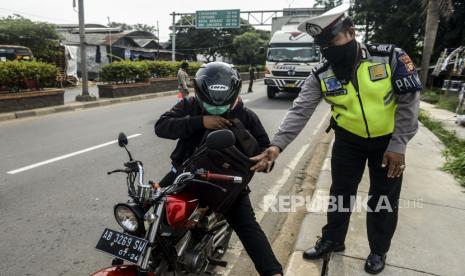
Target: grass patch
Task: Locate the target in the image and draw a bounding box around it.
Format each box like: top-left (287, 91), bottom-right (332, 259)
top-left (420, 89), bottom-right (464, 114)
top-left (419, 111), bottom-right (465, 186)
top-left (420, 89), bottom-right (440, 104)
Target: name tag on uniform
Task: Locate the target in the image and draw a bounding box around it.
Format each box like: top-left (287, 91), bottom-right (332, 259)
top-left (368, 64), bottom-right (388, 81)
top-left (324, 76), bottom-right (342, 91)
top-left (325, 89), bottom-right (347, 97)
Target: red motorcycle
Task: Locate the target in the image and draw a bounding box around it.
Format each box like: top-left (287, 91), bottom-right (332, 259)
top-left (91, 130), bottom-right (241, 276)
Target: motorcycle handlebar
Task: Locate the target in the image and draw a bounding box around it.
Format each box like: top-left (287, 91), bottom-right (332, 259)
top-left (199, 171), bottom-right (243, 184)
top-left (107, 169), bottom-right (130, 175)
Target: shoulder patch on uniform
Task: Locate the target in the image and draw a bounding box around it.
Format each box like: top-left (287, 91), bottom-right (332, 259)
top-left (391, 48), bottom-right (422, 94)
top-left (323, 76), bottom-right (343, 91)
top-left (366, 43), bottom-right (395, 56)
top-left (394, 48), bottom-right (415, 73)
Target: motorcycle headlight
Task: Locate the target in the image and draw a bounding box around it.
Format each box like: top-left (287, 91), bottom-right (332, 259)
top-left (114, 203), bottom-right (144, 233)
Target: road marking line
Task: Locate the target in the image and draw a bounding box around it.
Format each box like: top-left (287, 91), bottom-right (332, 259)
top-left (220, 143), bottom-right (310, 276)
top-left (288, 144), bottom-right (309, 171)
top-left (313, 117), bottom-right (327, 136)
top-left (7, 134), bottom-right (142, 175)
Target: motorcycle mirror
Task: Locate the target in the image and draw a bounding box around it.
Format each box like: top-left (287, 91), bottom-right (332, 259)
top-left (118, 132), bottom-right (128, 147)
top-left (206, 129), bottom-right (236, 150)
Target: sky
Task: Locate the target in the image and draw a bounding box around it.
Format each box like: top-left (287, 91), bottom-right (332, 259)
top-left (0, 0), bottom-right (317, 41)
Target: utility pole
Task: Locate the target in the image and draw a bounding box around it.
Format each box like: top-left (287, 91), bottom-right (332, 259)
top-left (156, 20), bottom-right (160, 60)
top-left (76, 0), bottom-right (96, 101)
top-left (107, 16), bottom-right (113, 63)
top-left (171, 12), bottom-right (176, 62)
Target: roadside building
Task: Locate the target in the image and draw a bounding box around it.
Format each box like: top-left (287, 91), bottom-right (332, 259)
top-left (56, 24), bottom-right (184, 80)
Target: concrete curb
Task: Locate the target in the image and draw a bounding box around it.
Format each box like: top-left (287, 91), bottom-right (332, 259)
top-left (0, 90), bottom-right (178, 122)
top-left (284, 140), bottom-right (334, 276)
top-left (0, 79), bottom-right (260, 122)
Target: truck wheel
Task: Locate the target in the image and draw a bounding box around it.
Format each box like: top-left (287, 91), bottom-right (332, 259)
top-left (267, 86), bottom-right (277, 99)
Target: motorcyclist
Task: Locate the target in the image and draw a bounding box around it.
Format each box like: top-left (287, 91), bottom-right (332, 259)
top-left (154, 62), bottom-right (283, 276)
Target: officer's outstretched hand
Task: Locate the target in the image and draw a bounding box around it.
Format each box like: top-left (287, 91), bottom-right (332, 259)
top-left (382, 151), bottom-right (405, 178)
top-left (250, 146), bottom-right (281, 172)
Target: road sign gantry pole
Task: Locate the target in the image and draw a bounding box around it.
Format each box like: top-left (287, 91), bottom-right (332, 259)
top-left (171, 12), bottom-right (176, 62)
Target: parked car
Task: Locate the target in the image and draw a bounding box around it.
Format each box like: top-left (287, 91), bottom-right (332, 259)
top-left (0, 45), bottom-right (33, 62)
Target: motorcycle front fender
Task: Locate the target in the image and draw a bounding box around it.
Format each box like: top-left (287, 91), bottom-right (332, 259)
top-left (90, 265), bottom-right (155, 276)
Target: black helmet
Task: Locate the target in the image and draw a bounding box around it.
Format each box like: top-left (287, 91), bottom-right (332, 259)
top-left (193, 62), bottom-right (242, 106)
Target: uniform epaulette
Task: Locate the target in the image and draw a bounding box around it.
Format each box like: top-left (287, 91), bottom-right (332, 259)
top-left (312, 60), bottom-right (330, 75)
top-left (366, 43), bottom-right (395, 57)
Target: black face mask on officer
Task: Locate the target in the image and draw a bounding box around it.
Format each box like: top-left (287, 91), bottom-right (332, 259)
top-left (321, 39), bottom-right (358, 83)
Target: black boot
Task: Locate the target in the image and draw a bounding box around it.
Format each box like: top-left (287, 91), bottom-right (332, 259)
top-left (364, 252), bottom-right (386, 274)
top-left (302, 237), bottom-right (345, 260)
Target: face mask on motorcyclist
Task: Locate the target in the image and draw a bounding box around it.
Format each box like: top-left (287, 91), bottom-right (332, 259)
top-left (203, 102), bottom-right (230, 115)
top-left (321, 38), bottom-right (358, 82)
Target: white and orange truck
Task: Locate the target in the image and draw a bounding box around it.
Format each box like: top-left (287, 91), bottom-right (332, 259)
top-left (264, 27), bottom-right (321, 98)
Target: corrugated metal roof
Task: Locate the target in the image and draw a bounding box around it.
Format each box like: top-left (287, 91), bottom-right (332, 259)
top-left (133, 38), bottom-right (156, 48)
top-left (58, 29), bottom-right (162, 53)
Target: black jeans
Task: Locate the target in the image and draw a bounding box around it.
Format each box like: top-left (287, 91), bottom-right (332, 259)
top-left (159, 171), bottom-right (283, 276)
top-left (321, 130), bottom-right (403, 254)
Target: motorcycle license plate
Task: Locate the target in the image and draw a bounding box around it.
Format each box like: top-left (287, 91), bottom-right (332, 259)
top-left (96, 228), bottom-right (148, 264)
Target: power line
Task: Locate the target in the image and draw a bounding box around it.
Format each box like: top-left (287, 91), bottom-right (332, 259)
top-left (0, 7), bottom-right (73, 23)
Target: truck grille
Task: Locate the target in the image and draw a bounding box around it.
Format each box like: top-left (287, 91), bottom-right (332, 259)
top-left (272, 71), bottom-right (311, 77)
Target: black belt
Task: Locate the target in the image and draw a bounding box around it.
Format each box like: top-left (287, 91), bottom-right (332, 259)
top-left (326, 117), bottom-right (392, 143)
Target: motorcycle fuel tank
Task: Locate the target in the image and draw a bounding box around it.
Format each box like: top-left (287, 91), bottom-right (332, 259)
top-left (166, 193), bottom-right (199, 229)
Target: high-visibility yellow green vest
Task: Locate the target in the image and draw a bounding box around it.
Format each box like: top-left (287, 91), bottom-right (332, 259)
top-left (316, 53), bottom-right (397, 138)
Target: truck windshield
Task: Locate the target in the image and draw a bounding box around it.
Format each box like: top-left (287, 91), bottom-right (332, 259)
top-left (267, 47), bottom-right (319, 63)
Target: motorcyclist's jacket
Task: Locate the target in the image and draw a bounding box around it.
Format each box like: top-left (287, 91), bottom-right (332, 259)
top-left (155, 97), bottom-right (270, 168)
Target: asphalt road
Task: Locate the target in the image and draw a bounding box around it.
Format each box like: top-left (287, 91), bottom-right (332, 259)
top-left (0, 82), bottom-right (328, 276)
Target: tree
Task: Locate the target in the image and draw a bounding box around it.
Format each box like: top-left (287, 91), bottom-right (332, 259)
top-left (0, 15), bottom-right (61, 63)
top-left (314, 0), bottom-right (343, 11)
top-left (108, 22), bottom-right (157, 33)
top-left (108, 21), bottom-right (133, 31)
top-left (231, 32), bottom-right (267, 65)
top-left (419, 0), bottom-right (453, 85)
top-left (434, 0), bottom-right (465, 58)
top-left (132, 23), bottom-right (156, 33)
top-left (169, 16), bottom-right (255, 62)
top-left (352, 0), bottom-right (463, 84)
top-left (352, 0), bottom-right (424, 63)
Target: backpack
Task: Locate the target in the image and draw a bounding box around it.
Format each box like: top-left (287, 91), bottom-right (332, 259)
top-left (186, 118), bottom-right (261, 213)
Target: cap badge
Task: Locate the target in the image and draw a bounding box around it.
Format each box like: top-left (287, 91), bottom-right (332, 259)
top-left (305, 23), bottom-right (323, 36)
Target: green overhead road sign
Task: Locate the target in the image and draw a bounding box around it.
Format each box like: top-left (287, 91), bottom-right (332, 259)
top-left (195, 9), bottom-right (241, 29)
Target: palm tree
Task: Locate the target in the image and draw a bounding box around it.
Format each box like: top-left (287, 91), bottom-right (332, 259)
top-left (419, 0), bottom-right (453, 86)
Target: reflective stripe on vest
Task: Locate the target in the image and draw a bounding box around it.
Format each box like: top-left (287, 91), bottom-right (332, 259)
top-left (318, 59), bottom-right (397, 138)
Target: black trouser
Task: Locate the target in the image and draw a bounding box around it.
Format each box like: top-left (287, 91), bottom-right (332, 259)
top-left (321, 130), bottom-right (402, 254)
top-left (159, 171), bottom-right (283, 276)
top-left (248, 78), bottom-right (254, 92)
